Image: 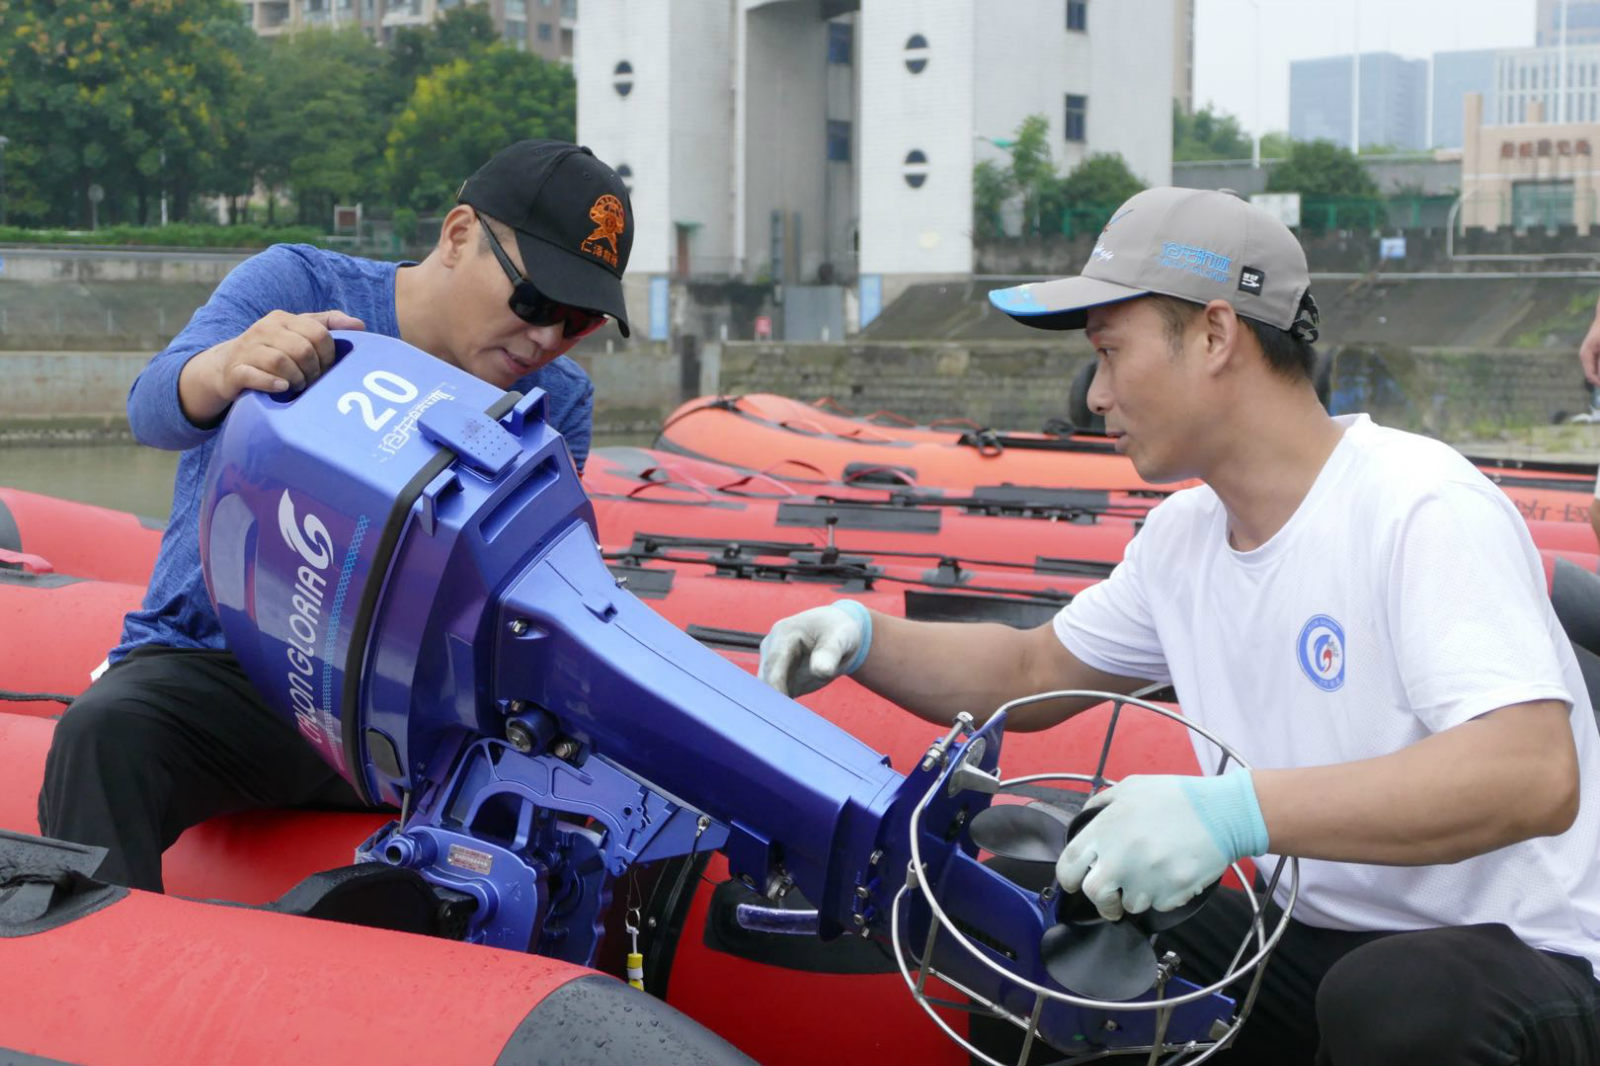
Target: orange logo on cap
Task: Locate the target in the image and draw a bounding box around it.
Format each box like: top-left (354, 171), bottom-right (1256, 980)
top-left (582, 195), bottom-right (626, 267)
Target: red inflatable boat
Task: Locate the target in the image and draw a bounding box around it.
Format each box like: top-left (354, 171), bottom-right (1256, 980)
top-left (585, 448), bottom-right (1143, 571)
top-left (1470, 456), bottom-right (1597, 525)
top-left (656, 395), bottom-right (1600, 530)
top-left (0, 495), bottom-right (1205, 1066)
top-left (656, 394), bottom-right (1186, 494)
top-left (11, 475), bottom-right (1600, 1065)
top-left (0, 487), bottom-right (164, 585)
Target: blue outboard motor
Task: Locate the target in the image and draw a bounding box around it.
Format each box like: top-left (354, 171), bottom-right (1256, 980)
top-left (200, 334), bottom-right (1289, 1062)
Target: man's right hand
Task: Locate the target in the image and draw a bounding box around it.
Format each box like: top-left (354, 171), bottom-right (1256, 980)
top-left (757, 601), bottom-right (872, 697)
top-left (180, 309), bottom-right (366, 426)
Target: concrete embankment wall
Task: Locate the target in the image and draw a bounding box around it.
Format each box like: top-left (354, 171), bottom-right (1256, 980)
top-left (2, 337), bottom-right (1589, 443)
top-left (708, 340), bottom-right (1592, 436)
top-left (2, 246), bottom-right (1594, 441)
top-left (0, 246), bottom-right (681, 439)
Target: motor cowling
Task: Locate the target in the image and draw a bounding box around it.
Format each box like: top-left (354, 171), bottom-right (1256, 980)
top-left (201, 332), bottom-right (589, 806)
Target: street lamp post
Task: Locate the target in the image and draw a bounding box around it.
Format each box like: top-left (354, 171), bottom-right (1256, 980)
top-left (0, 136), bottom-right (10, 227)
top-left (1243, 0), bottom-right (1262, 168)
top-left (1350, 0), bottom-right (1361, 153)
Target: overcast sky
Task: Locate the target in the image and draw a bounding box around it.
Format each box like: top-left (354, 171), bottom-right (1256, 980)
top-left (1194, 0), bottom-right (1538, 136)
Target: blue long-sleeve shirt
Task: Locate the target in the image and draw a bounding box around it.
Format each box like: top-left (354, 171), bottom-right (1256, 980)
top-left (114, 243), bottom-right (594, 662)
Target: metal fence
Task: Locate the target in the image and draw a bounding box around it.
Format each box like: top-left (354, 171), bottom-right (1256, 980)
top-left (1056, 195), bottom-right (1461, 237)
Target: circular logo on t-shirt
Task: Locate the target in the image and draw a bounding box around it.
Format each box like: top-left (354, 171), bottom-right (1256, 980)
top-left (1297, 614), bottom-right (1346, 691)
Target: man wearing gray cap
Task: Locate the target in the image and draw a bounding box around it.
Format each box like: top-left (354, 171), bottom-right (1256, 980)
top-left (758, 187), bottom-right (1600, 1062)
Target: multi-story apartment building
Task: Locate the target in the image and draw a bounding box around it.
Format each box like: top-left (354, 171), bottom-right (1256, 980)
top-left (236, 0), bottom-right (574, 63)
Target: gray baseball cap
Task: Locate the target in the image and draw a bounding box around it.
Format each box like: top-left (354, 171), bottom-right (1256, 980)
top-left (989, 186), bottom-right (1313, 333)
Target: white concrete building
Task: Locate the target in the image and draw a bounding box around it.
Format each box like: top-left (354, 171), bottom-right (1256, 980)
top-left (577, 0), bottom-right (1175, 336)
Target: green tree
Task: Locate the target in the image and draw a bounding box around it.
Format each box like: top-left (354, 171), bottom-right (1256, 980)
top-left (195, 8), bottom-right (265, 221)
top-left (1046, 153), bottom-right (1146, 237)
top-left (243, 28), bottom-right (390, 226)
top-left (431, 4), bottom-right (499, 59)
top-left (0, 0), bottom-right (254, 226)
top-left (1173, 103), bottom-right (1253, 162)
top-left (1007, 115), bottom-right (1057, 236)
top-left (1266, 139), bottom-right (1378, 199)
top-left (972, 159), bottom-right (1012, 239)
top-left (1058, 153), bottom-right (1145, 207)
top-left (385, 47), bottom-right (575, 214)
top-left (1266, 139), bottom-right (1382, 232)
top-left (382, 5), bottom-right (499, 115)
top-left (1258, 131), bottom-right (1294, 160)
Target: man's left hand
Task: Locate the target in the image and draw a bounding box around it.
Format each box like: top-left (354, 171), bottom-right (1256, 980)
top-left (1055, 771), bottom-right (1270, 921)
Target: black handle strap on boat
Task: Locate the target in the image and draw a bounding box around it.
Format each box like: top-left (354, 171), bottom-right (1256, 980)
top-left (960, 428), bottom-right (1005, 457)
top-left (811, 488), bottom-right (1153, 523)
top-left (954, 429), bottom-right (1120, 456)
top-left (616, 532), bottom-right (1114, 581)
top-left (605, 548), bottom-right (1088, 605)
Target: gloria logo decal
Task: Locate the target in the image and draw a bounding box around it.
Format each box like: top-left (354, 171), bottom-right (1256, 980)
top-left (582, 194), bottom-right (626, 267)
top-left (278, 492), bottom-right (335, 747)
top-left (1296, 614), bottom-right (1346, 691)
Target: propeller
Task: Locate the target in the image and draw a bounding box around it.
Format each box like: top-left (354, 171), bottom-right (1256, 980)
top-left (967, 797), bottom-right (1218, 1002)
top-left (967, 793), bottom-right (1079, 891)
top-left (968, 801), bottom-right (1072, 863)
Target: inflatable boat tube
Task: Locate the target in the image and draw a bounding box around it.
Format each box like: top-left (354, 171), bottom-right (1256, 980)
top-left (0, 827), bottom-right (752, 1066)
top-left (0, 487), bottom-right (163, 585)
top-left (657, 395), bottom-right (1187, 494)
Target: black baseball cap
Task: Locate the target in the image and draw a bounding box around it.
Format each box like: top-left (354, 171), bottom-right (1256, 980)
top-left (458, 139), bottom-right (633, 337)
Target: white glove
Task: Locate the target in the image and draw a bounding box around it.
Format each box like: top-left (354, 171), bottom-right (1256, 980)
top-left (1055, 771), bottom-right (1269, 921)
top-left (757, 600), bottom-right (873, 697)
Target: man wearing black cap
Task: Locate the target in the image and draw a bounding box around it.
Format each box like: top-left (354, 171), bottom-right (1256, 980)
top-left (39, 139), bottom-right (633, 894)
top-left (759, 188), bottom-right (1600, 1062)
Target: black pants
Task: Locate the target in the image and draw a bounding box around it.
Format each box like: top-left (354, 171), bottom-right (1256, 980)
top-left (1153, 887), bottom-right (1600, 1065)
top-left (38, 645), bottom-right (369, 893)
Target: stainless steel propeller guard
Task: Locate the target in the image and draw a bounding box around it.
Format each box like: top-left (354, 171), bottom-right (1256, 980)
top-left (890, 690), bottom-right (1300, 1066)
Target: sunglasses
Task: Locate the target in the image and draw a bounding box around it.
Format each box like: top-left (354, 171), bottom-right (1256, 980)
top-left (476, 212), bottom-right (607, 338)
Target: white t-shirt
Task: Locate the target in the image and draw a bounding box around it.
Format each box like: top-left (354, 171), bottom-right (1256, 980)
top-left (1055, 414), bottom-right (1600, 973)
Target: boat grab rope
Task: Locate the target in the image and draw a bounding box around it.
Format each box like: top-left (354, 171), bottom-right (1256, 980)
top-left (656, 394), bottom-right (745, 435)
top-left (0, 689), bottom-right (74, 705)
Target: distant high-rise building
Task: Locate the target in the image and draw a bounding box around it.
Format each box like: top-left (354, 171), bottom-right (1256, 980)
top-left (1289, 52), bottom-right (1428, 151)
top-left (1431, 49), bottom-right (1498, 149)
top-left (236, 0), bottom-right (573, 64)
top-left (1173, 0), bottom-right (1195, 113)
top-left (1495, 44), bottom-right (1600, 125)
top-left (1538, 0), bottom-right (1600, 47)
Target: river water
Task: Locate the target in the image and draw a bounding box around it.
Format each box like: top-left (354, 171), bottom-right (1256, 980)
top-left (0, 434), bottom-right (656, 520)
top-left (1, 443), bottom-right (181, 518)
